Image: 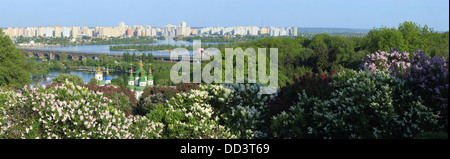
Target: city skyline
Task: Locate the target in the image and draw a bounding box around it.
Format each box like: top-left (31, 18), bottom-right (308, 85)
top-left (0, 0), bottom-right (448, 31)
top-left (2, 21), bottom-right (299, 38)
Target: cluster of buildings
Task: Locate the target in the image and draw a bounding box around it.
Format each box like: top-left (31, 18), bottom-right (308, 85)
top-left (2, 21), bottom-right (298, 38)
top-left (125, 61), bottom-right (154, 98)
top-left (94, 60), bottom-right (154, 99)
top-left (198, 26), bottom-right (297, 36)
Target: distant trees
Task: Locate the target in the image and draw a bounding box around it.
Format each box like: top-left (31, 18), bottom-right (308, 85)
top-left (131, 53), bottom-right (136, 62)
top-left (88, 77), bottom-right (98, 85)
top-left (141, 53), bottom-right (146, 62)
top-left (99, 53), bottom-right (108, 64)
top-left (223, 21), bottom-right (448, 88)
top-left (30, 62), bottom-right (50, 78)
top-left (0, 29), bottom-right (31, 89)
top-left (148, 53), bottom-right (154, 63)
top-left (60, 53), bottom-right (68, 61)
top-left (51, 74), bottom-right (84, 85)
top-left (367, 21), bottom-right (448, 58)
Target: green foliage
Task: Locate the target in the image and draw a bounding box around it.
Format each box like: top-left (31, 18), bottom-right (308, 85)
top-left (110, 77), bottom-right (126, 86)
top-left (270, 72), bottom-right (334, 115)
top-left (139, 93), bottom-right (166, 116)
top-left (271, 70), bottom-right (439, 139)
top-left (88, 77), bottom-right (98, 85)
top-left (24, 60), bottom-right (50, 78)
top-left (414, 132), bottom-right (448, 139)
top-left (60, 53), bottom-right (68, 61)
top-left (51, 74), bottom-right (84, 85)
top-left (145, 85), bottom-right (237, 139)
top-left (99, 53), bottom-right (108, 64)
top-left (0, 29), bottom-right (31, 89)
top-left (82, 84), bottom-right (137, 116)
top-left (218, 83), bottom-right (275, 139)
top-left (367, 21), bottom-right (448, 58)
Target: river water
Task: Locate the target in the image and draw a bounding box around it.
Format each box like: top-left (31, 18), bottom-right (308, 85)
top-left (29, 39), bottom-right (218, 86)
top-left (30, 70), bottom-right (123, 86)
top-left (26, 39), bottom-right (219, 56)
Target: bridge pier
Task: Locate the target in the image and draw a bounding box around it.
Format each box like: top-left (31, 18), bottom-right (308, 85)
top-left (49, 53), bottom-right (55, 60)
top-left (27, 52), bottom-right (34, 58)
top-left (36, 53), bottom-right (47, 61)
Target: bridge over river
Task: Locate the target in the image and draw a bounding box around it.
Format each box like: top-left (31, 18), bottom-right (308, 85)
top-left (18, 48), bottom-right (205, 62)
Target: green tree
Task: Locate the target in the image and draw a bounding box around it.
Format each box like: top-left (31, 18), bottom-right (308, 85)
top-left (88, 77), bottom-right (98, 85)
top-left (131, 53), bottom-right (136, 62)
top-left (51, 74), bottom-right (84, 85)
top-left (308, 35), bottom-right (330, 73)
top-left (82, 58), bottom-right (87, 66)
top-left (148, 53), bottom-right (154, 63)
top-left (99, 53), bottom-right (108, 65)
top-left (60, 53), bottom-right (68, 61)
top-left (0, 29), bottom-right (31, 89)
top-left (367, 26), bottom-right (406, 52)
top-left (111, 77), bottom-right (126, 86)
top-left (397, 21), bottom-right (430, 53)
top-left (31, 62), bottom-right (50, 78)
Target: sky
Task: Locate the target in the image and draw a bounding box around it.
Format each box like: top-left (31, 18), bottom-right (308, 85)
top-left (0, 0), bottom-right (448, 31)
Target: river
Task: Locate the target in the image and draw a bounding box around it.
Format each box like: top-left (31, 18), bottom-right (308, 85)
top-left (30, 70), bottom-right (124, 86)
top-left (26, 39), bottom-right (220, 56)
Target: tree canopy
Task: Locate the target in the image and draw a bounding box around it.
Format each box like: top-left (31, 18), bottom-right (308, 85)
top-left (51, 74), bottom-right (84, 85)
top-left (0, 29), bottom-right (31, 89)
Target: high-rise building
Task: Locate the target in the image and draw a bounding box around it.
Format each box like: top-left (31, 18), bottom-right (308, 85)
top-left (81, 26), bottom-right (93, 37)
top-left (63, 27), bottom-right (70, 37)
top-left (291, 27), bottom-right (298, 36)
top-left (191, 29), bottom-right (199, 35)
top-left (163, 24), bottom-right (176, 36)
top-left (71, 26), bottom-right (79, 37)
top-left (45, 26), bottom-right (53, 37)
top-left (2, 21), bottom-right (297, 39)
top-left (259, 27), bottom-right (268, 35)
top-left (54, 26), bottom-right (63, 37)
top-left (36, 27), bottom-right (45, 37)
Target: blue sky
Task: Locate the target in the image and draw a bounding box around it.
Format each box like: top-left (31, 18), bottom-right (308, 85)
top-left (0, 0), bottom-right (448, 31)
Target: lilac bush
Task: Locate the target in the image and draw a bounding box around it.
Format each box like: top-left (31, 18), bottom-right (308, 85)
top-left (362, 48), bottom-right (448, 132)
top-left (362, 47), bottom-right (411, 77)
top-left (0, 80), bottom-right (164, 139)
top-left (405, 50), bottom-right (448, 129)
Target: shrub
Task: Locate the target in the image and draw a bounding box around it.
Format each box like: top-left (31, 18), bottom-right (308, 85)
top-left (82, 84), bottom-right (137, 116)
top-left (51, 74), bottom-right (85, 85)
top-left (405, 50), bottom-right (448, 130)
top-left (361, 47), bottom-right (410, 77)
top-left (200, 82), bottom-right (276, 139)
top-left (137, 83), bottom-right (199, 116)
top-left (146, 84), bottom-right (237, 139)
top-left (414, 131), bottom-right (448, 139)
top-left (0, 80), bottom-right (163, 139)
top-left (140, 86), bottom-right (179, 102)
top-left (271, 70), bottom-right (439, 139)
top-left (87, 78), bottom-right (98, 85)
top-left (138, 93), bottom-right (166, 116)
top-left (270, 72), bottom-right (334, 115)
top-left (174, 82), bottom-right (199, 93)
